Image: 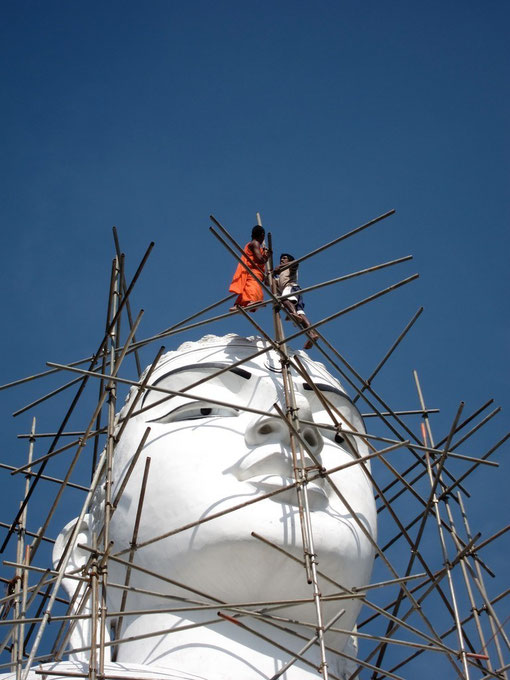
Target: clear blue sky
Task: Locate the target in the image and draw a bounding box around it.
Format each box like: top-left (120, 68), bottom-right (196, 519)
top-left (1, 2), bottom-right (508, 677)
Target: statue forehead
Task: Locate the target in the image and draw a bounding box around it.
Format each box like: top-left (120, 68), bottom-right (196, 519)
top-left (146, 337), bottom-right (346, 393)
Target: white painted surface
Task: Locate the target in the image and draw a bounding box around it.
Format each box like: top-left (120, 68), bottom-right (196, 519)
top-left (48, 335), bottom-right (376, 679)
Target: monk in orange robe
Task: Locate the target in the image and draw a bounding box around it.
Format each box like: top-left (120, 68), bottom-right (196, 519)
top-left (229, 225), bottom-right (269, 310)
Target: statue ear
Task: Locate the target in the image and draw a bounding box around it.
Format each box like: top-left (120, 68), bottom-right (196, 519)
top-left (53, 514), bottom-right (92, 573)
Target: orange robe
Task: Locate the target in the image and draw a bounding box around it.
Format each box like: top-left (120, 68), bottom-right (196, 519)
top-left (229, 242), bottom-right (265, 307)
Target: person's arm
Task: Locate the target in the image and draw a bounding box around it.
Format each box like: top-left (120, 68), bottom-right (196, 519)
top-left (249, 239), bottom-right (269, 264)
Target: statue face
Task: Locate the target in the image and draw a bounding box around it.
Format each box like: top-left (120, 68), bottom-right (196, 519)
top-left (108, 336), bottom-right (376, 627)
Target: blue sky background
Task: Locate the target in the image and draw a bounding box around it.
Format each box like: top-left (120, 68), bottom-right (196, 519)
top-left (1, 2), bottom-right (508, 677)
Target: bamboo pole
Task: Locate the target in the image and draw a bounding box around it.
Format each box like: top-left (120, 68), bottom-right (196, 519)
top-left (264, 227), bottom-right (330, 678)
top-left (19, 435), bottom-right (112, 679)
top-left (113, 457), bottom-right (151, 650)
top-left (362, 408), bottom-right (439, 417)
top-left (373, 589), bottom-right (510, 675)
top-left (378, 398), bottom-right (495, 499)
top-left (309, 328), bottom-right (470, 498)
top-left (91, 257), bottom-right (117, 483)
top-left (269, 607), bottom-right (347, 680)
top-left (0, 465), bottom-right (89, 492)
top-left (380, 405), bottom-right (502, 510)
top-left (353, 307), bottom-right (424, 404)
top-left (413, 373), bottom-right (471, 678)
top-left (99, 254), bottom-right (122, 676)
top-left (367, 400), bottom-right (467, 678)
top-left (13, 418), bottom-right (35, 679)
top-left (443, 500), bottom-right (494, 676)
top-left (458, 493), bottom-right (510, 666)
top-left (112, 227), bottom-right (142, 377)
top-left (12, 377), bottom-right (84, 418)
top-left (211, 209), bottom-right (396, 273)
top-left (250, 532), bottom-right (456, 653)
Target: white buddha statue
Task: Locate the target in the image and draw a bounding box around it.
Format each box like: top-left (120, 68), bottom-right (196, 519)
top-left (14, 334), bottom-right (377, 680)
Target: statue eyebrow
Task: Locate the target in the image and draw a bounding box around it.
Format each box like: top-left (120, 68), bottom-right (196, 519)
top-left (150, 362), bottom-right (252, 389)
top-left (303, 382), bottom-right (352, 403)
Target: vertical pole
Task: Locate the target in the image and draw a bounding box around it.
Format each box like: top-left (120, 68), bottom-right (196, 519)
top-left (91, 258), bottom-right (117, 479)
top-left (99, 255), bottom-right (120, 675)
top-left (114, 457), bottom-right (151, 655)
top-left (413, 371), bottom-right (470, 678)
top-left (263, 216), bottom-right (329, 680)
top-left (13, 417), bottom-right (35, 678)
top-left (442, 500), bottom-right (493, 675)
top-left (89, 534), bottom-right (99, 680)
top-left (457, 493), bottom-right (508, 676)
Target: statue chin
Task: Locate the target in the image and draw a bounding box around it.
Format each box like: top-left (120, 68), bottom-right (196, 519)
top-left (40, 335), bottom-right (376, 680)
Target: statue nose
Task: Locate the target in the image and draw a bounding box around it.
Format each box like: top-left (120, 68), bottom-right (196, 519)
top-left (245, 396), bottom-right (323, 457)
top-left (244, 412), bottom-right (291, 447)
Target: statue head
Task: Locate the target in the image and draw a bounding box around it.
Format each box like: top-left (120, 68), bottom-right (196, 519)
top-left (55, 334), bottom-right (376, 678)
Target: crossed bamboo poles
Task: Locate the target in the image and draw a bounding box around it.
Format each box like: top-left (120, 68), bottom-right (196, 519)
top-left (0, 211), bottom-right (508, 679)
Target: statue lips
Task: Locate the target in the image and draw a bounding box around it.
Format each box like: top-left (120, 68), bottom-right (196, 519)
top-left (235, 444), bottom-right (329, 510)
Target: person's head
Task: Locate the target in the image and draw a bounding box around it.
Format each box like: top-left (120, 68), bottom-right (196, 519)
top-left (280, 253), bottom-right (295, 266)
top-left (56, 334), bottom-right (376, 665)
top-left (251, 225), bottom-right (265, 242)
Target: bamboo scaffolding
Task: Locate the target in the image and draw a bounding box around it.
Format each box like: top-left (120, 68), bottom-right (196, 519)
top-left (458, 493), bottom-right (510, 666)
top-left (411, 374), bottom-right (471, 678)
top-left (12, 377), bottom-right (85, 419)
top-left (378, 398), bottom-right (495, 499)
top-left (264, 228), bottom-right (329, 678)
top-left (374, 588), bottom-right (510, 675)
top-left (81, 251), bottom-right (414, 361)
top-left (50, 428), bottom-right (152, 663)
top-left (211, 209), bottom-right (396, 273)
top-left (443, 500), bottom-right (495, 676)
top-left (269, 607), bottom-right (347, 680)
top-left (112, 227), bottom-right (142, 378)
top-left (1, 242), bottom-right (153, 555)
top-left (0, 291), bottom-right (236, 396)
top-left (12, 419), bottom-right (34, 679)
top-left (380, 405), bottom-right (503, 510)
top-left (19, 432), bottom-right (114, 679)
top-left (91, 257), bottom-right (118, 484)
top-left (21, 309), bottom-right (144, 568)
top-left (11, 430), bottom-right (105, 476)
top-left (1, 217), bottom-right (508, 680)
top-left (362, 408), bottom-right (440, 417)
top-left (45, 355), bottom-right (492, 468)
top-left (233, 307), bottom-right (488, 649)
top-left (113, 456), bottom-right (151, 651)
top-left (255, 417), bottom-right (465, 676)
top-left (17, 433), bottom-right (90, 439)
top-left (0, 593), bottom-right (365, 627)
top-left (99, 255), bottom-right (122, 677)
top-left (352, 307), bottom-right (424, 404)
top-left (250, 532), bottom-right (459, 654)
top-left (366, 400), bottom-right (468, 677)
top-left (309, 327), bottom-right (470, 498)
top-left (0, 466), bottom-right (89, 493)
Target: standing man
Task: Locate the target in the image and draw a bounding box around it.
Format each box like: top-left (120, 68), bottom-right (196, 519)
top-left (229, 226), bottom-right (269, 311)
top-left (274, 253), bottom-right (319, 349)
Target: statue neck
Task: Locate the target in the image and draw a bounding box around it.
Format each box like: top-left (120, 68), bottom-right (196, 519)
top-left (112, 612), bottom-right (352, 679)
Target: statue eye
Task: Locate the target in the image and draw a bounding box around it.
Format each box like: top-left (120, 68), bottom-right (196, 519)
top-left (150, 401), bottom-right (239, 424)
